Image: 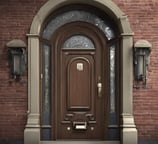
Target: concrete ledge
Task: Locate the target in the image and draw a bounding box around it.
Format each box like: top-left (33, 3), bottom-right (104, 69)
top-left (139, 141), bottom-right (158, 144)
top-left (40, 141), bottom-right (120, 144)
top-left (0, 140), bottom-right (157, 144)
top-left (0, 141), bottom-right (23, 144)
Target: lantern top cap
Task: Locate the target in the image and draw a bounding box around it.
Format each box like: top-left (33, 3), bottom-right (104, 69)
top-left (6, 39), bottom-right (26, 48)
top-left (134, 40), bottom-right (152, 51)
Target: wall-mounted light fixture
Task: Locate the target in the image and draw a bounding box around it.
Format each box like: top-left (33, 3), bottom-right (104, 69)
top-left (7, 39), bottom-right (26, 80)
top-left (134, 40), bottom-right (152, 88)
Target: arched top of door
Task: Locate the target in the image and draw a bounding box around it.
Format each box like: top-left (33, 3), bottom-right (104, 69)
top-left (51, 22), bottom-right (107, 50)
top-left (29, 0), bottom-right (133, 36)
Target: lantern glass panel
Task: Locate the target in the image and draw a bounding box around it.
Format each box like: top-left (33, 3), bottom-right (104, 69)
top-left (137, 55), bottom-right (144, 80)
top-left (13, 54), bottom-right (21, 75)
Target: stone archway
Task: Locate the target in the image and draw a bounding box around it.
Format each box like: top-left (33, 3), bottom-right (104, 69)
top-left (24, 0), bottom-right (137, 144)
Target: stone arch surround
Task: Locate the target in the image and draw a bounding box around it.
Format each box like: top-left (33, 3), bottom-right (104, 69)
top-left (24, 0), bottom-right (138, 144)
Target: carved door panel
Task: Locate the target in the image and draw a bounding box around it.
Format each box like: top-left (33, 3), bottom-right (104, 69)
top-left (52, 22), bottom-right (107, 140)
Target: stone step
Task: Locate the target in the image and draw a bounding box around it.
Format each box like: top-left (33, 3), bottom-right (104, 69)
top-left (40, 141), bottom-right (120, 144)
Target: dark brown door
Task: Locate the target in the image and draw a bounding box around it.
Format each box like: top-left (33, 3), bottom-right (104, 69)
top-left (52, 22), bottom-right (108, 140)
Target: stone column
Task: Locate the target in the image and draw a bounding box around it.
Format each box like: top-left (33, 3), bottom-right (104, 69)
top-left (120, 15), bottom-right (138, 143)
top-left (24, 34), bottom-right (40, 144)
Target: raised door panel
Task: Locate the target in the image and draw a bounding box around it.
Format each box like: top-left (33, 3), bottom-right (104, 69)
top-left (67, 57), bottom-right (92, 110)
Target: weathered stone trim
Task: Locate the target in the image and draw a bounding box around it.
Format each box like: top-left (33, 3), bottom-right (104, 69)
top-left (25, 0), bottom-right (138, 144)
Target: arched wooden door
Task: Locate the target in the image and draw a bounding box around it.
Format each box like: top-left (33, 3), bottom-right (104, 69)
top-left (51, 22), bottom-right (109, 140)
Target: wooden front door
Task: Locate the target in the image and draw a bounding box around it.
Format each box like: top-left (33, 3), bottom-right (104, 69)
top-left (52, 22), bottom-right (108, 140)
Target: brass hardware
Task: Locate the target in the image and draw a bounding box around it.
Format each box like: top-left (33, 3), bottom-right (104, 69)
top-left (97, 82), bottom-right (102, 98)
top-left (97, 76), bottom-right (102, 98)
top-left (67, 127), bottom-right (71, 131)
top-left (77, 63), bottom-right (84, 71)
top-left (73, 122), bottom-right (87, 130)
top-left (91, 127), bottom-right (94, 131)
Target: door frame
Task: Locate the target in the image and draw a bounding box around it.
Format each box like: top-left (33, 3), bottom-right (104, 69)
top-left (24, 0), bottom-right (138, 144)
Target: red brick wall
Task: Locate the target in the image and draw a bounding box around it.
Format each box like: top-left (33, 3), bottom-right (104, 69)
top-left (113, 0), bottom-right (158, 140)
top-left (0, 0), bottom-right (46, 140)
top-left (0, 0), bottom-right (158, 141)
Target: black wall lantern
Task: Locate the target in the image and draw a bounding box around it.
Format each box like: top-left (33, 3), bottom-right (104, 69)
top-left (7, 39), bottom-right (26, 80)
top-left (134, 40), bottom-right (152, 88)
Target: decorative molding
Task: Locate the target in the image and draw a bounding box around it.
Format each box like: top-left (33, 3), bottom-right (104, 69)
top-left (25, 0), bottom-right (138, 143)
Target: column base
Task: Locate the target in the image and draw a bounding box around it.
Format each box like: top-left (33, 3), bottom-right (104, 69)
top-left (24, 113), bottom-right (40, 144)
top-left (121, 114), bottom-right (138, 144)
top-left (24, 128), bottom-right (40, 144)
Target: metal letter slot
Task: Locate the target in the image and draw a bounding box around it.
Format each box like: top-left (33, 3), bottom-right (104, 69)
top-left (73, 122), bottom-right (87, 130)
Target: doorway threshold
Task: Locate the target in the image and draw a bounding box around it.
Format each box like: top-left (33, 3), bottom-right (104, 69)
top-left (40, 141), bottom-right (120, 144)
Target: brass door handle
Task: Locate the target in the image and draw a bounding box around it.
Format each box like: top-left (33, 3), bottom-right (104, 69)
top-left (97, 83), bottom-right (102, 98)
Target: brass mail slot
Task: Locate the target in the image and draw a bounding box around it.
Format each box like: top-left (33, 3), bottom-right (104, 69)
top-left (73, 121), bottom-right (87, 130)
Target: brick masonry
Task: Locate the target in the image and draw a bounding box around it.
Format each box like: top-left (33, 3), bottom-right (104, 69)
top-left (0, 0), bottom-right (158, 142)
top-left (0, 0), bottom-right (46, 141)
top-left (113, 0), bottom-right (158, 140)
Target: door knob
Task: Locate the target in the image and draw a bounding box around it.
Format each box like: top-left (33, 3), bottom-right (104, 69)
top-left (97, 82), bottom-right (102, 98)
